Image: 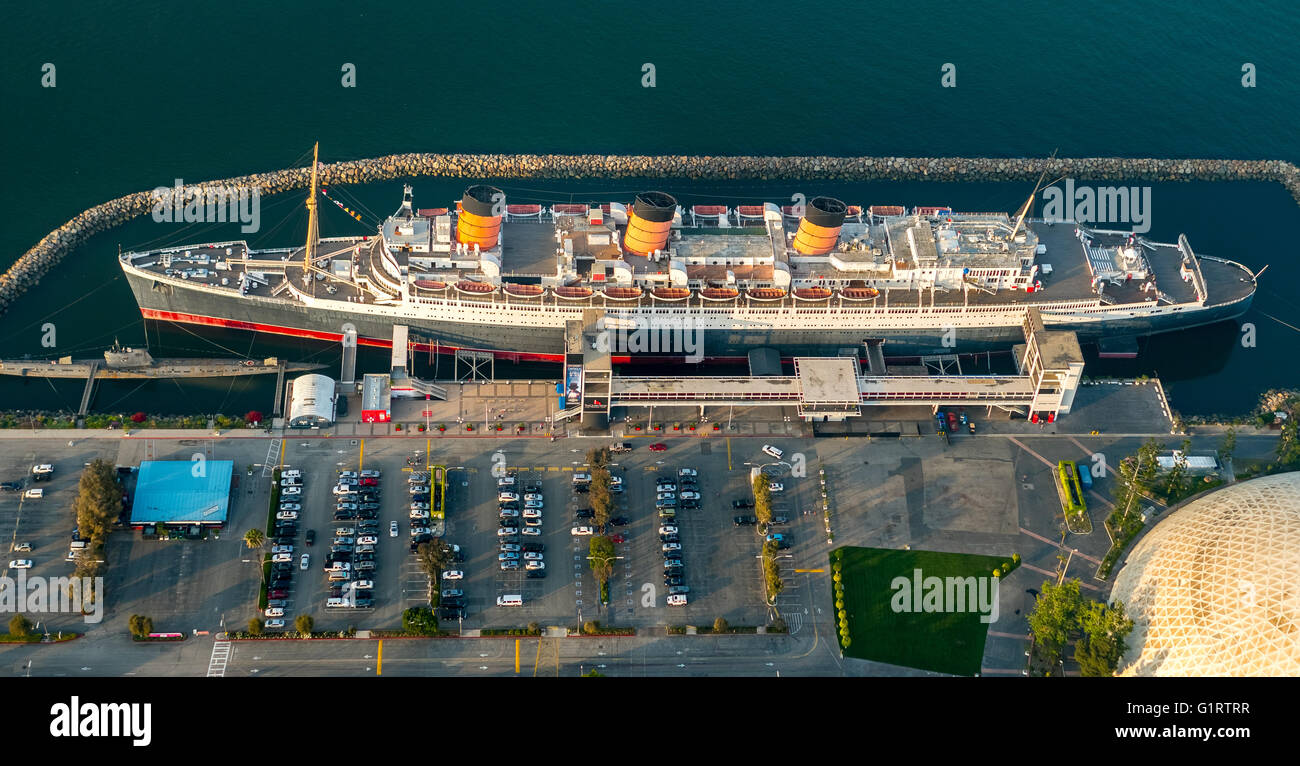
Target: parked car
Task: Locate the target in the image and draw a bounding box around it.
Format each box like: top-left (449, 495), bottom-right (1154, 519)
top-left (522, 551), bottom-right (544, 561)
top-left (266, 618), bottom-right (286, 628)
top-left (500, 560), bottom-right (520, 571)
top-left (389, 521), bottom-right (399, 537)
top-left (410, 526), bottom-right (432, 537)
top-left (663, 574), bottom-right (684, 587)
top-left (768, 515), bottom-right (789, 526)
top-left (305, 529), bottom-right (316, 546)
top-left (571, 526), bottom-right (594, 536)
top-left (264, 607), bottom-right (284, 618)
top-left (648, 443), bottom-right (667, 452)
top-left (524, 517), bottom-right (542, 527)
top-left (278, 502), bottom-right (301, 511)
top-left (498, 551), bottom-right (519, 561)
top-left (280, 486), bottom-right (302, 496)
top-left (662, 542), bottom-right (682, 552)
top-left (658, 525), bottom-right (678, 535)
top-left (523, 499), bottom-right (544, 510)
top-left (609, 516), bottom-right (629, 526)
top-left (276, 510), bottom-right (298, 521)
top-left (656, 491), bottom-right (676, 502)
top-left (497, 491), bottom-right (518, 502)
top-left (732, 499), bottom-right (755, 509)
top-left (357, 535), bottom-right (378, 545)
top-left (8, 559), bottom-right (33, 569)
top-left (271, 552), bottom-right (292, 563)
top-left (332, 485), bottom-right (356, 496)
top-left (522, 508), bottom-right (542, 519)
top-left (441, 570), bottom-right (464, 580)
top-left (359, 477), bottom-right (378, 487)
top-left (338, 471), bottom-right (358, 479)
top-left (667, 594), bottom-right (688, 606)
top-left (611, 534), bottom-right (626, 544)
top-left (525, 560), bottom-right (545, 570)
top-left (768, 483), bottom-right (784, 493)
top-left (520, 527), bottom-right (541, 537)
top-left (13, 542), bottom-right (32, 552)
top-left (678, 468), bottom-right (697, 477)
top-left (299, 553), bottom-right (310, 570)
top-left (499, 507), bottom-right (520, 518)
top-left (497, 527), bottom-right (518, 538)
top-left (663, 559), bottom-right (684, 569)
top-left (734, 515), bottom-right (759, 526)
top-left (266, 589), bottom-right (287, 599)
top-left (574, 509), bottom-right (594, 519)
top-left (523, 482), bottom-right (542, 493)
top-left (354, 580), bottom-right (374, 589)
top-left (410, 509), bottom-right (430, 520)
top-left (761, 444), bottom-right (783, 459)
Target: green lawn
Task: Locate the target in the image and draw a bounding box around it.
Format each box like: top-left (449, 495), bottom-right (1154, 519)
top-left (830, 546), bottom-right (1011, 676)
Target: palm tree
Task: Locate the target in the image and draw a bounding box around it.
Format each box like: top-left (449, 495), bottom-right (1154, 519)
top-left (244, 528), bottom-right (265, 549)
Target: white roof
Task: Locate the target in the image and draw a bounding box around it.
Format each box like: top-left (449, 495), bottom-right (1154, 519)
top-left (289, 374), bottom-right (335, 424)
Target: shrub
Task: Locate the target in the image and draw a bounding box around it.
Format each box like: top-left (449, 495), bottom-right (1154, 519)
top-left (8, 614), bottom-right (33, 637)
top-left (992, 568), bottom-right (1001, 577)
top-left (130, 412), bottom-right (147, 423)
top-left (527, 621), bottom-right (540, 635)
top-left (713, 617), bottom-right (729, 633)
top-left (248, 618), bottom-right (264, 635)
top-left (583, 621), bottom-right (598, 635)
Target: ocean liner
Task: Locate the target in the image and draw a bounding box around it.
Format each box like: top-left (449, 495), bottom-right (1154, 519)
top-left (121, 149), bottom-right (1257, 363)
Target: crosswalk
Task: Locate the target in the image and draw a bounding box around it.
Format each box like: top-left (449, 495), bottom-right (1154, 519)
top-left (206, 640), bottom-right (231, 677)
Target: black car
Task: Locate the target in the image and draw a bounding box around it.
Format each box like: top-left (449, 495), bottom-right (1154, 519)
top-left (663, 552), bottom-right (683, 562)
top-left (523, 482), bottom-right (542, 494)
top-left (680, 500), bottom-right (700, 509)
top-left (269, 579), bottom-right (292, 590)
top-left (355, 553), bottom-right (376, 563)
top-left (441, 596), bottom-right (466, 608)
top-left (574, 509), bottom-right (594, 519)
top-left (768, 515), bottom-right (789, 526)
top-left (332, 513), bottom-right (354, 522)
top-left (498, 501), bottom-right (520, 511)
top-left (526, 569), bottom-right (546, 579)
top-left (273, 535), bottom-right (295, 545)
top-left (359, 502), bottom-right (381, 511)
top-left (499, 517), bottom-right (520, 528)
top-left (522, 542), bottom-right (545, 553)
top-left (659, 533), bottom-right (680, 543)
top-left (733, 515), bottom-right (759, 526)
top-left (732, 499), bottom-right (755, 509)
top-left (609, 516), bottom-right (629, 526)
top-left (439, 607), bottom-right (465, 620)
top-left (354, 598), bottom-right (375, 609)
top-left (573, 484), bottom-right (589, 494)
top-left (305, 529), bottom-right (316, 546)
top-left (357, 510), bottom-right (380, 520)
top-left (663, 574), bottom-right (685, 587)
top-left (0, 480), bottom-right (22, 492)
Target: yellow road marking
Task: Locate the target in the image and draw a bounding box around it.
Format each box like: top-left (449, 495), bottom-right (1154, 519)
top-left (426, 438), bottom-right (431, 469)
top-left (377, 640), bottom-right (383, 675)
top-left (359, 439), bottom-right (365, 472)
top-left (533, 637), bottom-right (543, 677)
top-left (726, 438), bottom-right (732, 470)
top-left (794, 568), bottom-right (824, 573)
top-left (278, 439), bottom-right (286, 467)
top-left (562, 466), bottom-right (573, 472)
top-left (549, 467), bottom-right (560, 472)
top-left (515, 639), bottom-right (520, 674)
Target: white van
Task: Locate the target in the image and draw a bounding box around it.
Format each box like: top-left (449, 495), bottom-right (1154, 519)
top-left (761, 444), bottom-right (784, 459)
top-left (282, 469), bottom-right (302, 479)
top-left (328, 571), bottom-right (352, 582)
top-left (496, 594), bottom-right (523, 607)
top-left (572, 473), bottom-right (591, 485)
top-left (23, 488), bottom-right (43, 500)
top-left (326, 597), bottom-right (350, 608)
top-left (497, 475), bottom-right (515, 487)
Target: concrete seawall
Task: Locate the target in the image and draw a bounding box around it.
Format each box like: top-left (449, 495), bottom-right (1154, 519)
top-left (3, 154), bottom-right (1297, 315)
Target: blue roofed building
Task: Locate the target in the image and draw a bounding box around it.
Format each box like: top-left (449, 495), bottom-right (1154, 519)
top-left (129, 460), bottom-right (234, 529)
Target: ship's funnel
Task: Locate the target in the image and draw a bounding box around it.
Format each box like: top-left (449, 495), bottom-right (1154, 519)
top-left (457, 184), bottom-right (504, 250)
top-left (623, 191), bottom-right (677, 257)
top-left (792, 196), bottom-right (847, 255)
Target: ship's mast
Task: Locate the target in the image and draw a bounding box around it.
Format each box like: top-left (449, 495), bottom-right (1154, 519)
top-left (306, 142), bottom-right (320, 294)
top-left (1009, 149), bottom-right (1057, 243)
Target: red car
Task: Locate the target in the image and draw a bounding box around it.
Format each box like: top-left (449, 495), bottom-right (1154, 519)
top-left (648, 443), bottom-right (667, 452)
top-left (611, 534), bottom-right (627, 544)
top-left (946, 412), bottom-right (958, 431)
top-left (266, 589), bottom-right (287, 599)
top-left (360, 477), bottom-right (378, 486)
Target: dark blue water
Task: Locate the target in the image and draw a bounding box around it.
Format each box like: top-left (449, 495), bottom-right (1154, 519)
top-left (2, 1), bottom-right (1298, 418)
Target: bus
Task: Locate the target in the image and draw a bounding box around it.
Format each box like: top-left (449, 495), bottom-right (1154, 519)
top-left (1056, 461), bottom-right (1087, 516)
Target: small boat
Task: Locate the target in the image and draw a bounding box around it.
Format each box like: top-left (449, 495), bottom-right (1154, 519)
top-left (691, 205), bottom-right (728, 225)
top-left (746, 287), bottom-right (787, 301)
top-left (506, 204), bottom-right (543, 218)
top-left (417, 208), bottom-right (448, 218)
top-left (915, 206), bottom-right (952, 217)
top-left (412, 279), bottom-right (447, 290)
top-left (841, 286), bottom-right (880, 300)
top-left (869, 205), bottom-right (905, 217)
top-left (736, 205), bottom-right (767, 221)
top-left (454, 280), bottom-right (496, 294)
top-left (554, 285), bottom-right (594, 300)
top-left (793, 287), bottom-right (833, 300)
top-left (651, 287), bottom-right (691, 301)
top-left (551, 203), bottom-right (588, 217)
top-left (503, 283), bottom-right (544, 297)
top-left (700, 287), bottom-right (739, 301)
top-left (602, 286), bottom-right (643, 300)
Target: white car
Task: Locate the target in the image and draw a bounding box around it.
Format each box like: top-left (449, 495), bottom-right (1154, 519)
top-left (522, 508), bottom-right (542, 519)
top-left (762, 444), bottom-right (783, 459)
top-left (354, 579), bottom-right (374, 589)
top-left (410, 485), bottom-right (430, 495)
top-left (332, 485), bottom-right (356, 495)
top-left (280, 477), bottom-right (301, 487)
top-left (338, 471), bottom-right (358, 479)
top-left (410, 501), bottom-right (430, 510)
top-left (525, 560), bottom-right (545, 570)
top-left (667, 594), bottom-right (688, 606)
top-left (265, 618), bottom-right (286, 628)
top-left (678, 468), bottom-right (697, 477)
top-left (520, 527), bottom-right (541, 537)
top-left (335, 527), bottom-right (355, 536)
top-left (264, 607), bottom-right (284, 618)
top-left (23, 489), bottom-right (44, 499)
top-left (326, 561), bottom-right (351, 571)
top-left (497, 475), bottom-right (516, 486)
top-left (360, 469), bottom-right (381, 478)
top-left (410, 509), bottom-right (430, 520)
top-left (389, 521), bottom-right (399, 537)
top-left (357, 535), bottom-right (378, 545)
top-left (281, 486), bottom-right (302, 496)
top-left (768, 483), bottom-right (784, 493)
top-left (658, 525), bottom-right (678, 535)
top-left (497, 528), bottom-right (517, 537)
top-left (523, 499), bottom-right (543, 510)
top-left (524, 493), bottom-right (544, 502)
top-left (8, 559), bottom-right (33, 569)
top-left (271, 552), bottom-right (292, 562)
top-left (299, 553), bottom-right (310, 570)
top-left (499, 507), bottom-right (520, 518)
top-left (278, 502), bottom-right (301, 511)
top-left (410, 526), bottom-right (432, 537)
top-left (498, 491), bottom-right (519, 502)
top-left (276, 510), bottom-right (298, 521)
top-left (662, 542), bottom-right (682, 552)
top-left (657, 492), bottom-right (676, 501)
top-left (680, 491), bottom-right (700, 500)
top-left (271, 544), bottom-right (293, 554)
top-left (572, 473), bottom-right (591, 484)
top-left (500, 543), bottom-right (521, 552)
top-left (523, 551), bottom-right (544, 560)
top-left (656, 483), bottom-right (676, 492)
top-left (571, 526), bottom-right (594, 536)
top-left (441, 570), bottom-right (464, 580)
top-left (337, 477), bottom-right (359, 486)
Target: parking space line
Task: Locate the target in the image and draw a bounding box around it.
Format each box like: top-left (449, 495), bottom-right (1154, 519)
top-left (377, 640), bottom-right (383, 675)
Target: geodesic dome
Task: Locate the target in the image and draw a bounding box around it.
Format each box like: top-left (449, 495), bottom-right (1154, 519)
top-left (1110, 472), bottom-right (1300, 676)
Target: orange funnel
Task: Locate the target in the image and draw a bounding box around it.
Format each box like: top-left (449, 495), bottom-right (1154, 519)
top-left (456, 184), bottom-right (504, 250)
top-left (623, 191), bottom-right (677, 257)
top-left (792, 196), bottom-right (847, 255)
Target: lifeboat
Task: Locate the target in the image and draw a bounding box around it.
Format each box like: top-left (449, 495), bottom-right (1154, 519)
top-left (503, 283), bottom-right (544, 298)
top-left (844, 205), bottom-right (864, 221)
top-left (746, 287), bottom-right (787, 301)
top-left (869, 205), bottom-right (905, 217)
top-left (602, 286), bottom-right (643, 301)
top-left (554, 285), bottom-right (594, 300)
top-left (780, 205), bottom-right (802, 219)
top-left (417, 208), bottom-right (448, 218)
top-left (413, 279), bottom-right (447, 291)
top-left (700, 287), bottom-right (739, 301)
top-left (793, 287), bottom-right (833, 300)
top-left (841, 287), bottom-right (880, 301)
top-left (506, 204), bottom-right (543, 218)
top-left (551, 203), bottom-right (588, 217)
top-left (915, 206), bottom-right (951, 217)
top-left (691, 205), bottom-right (728, 225)
top-left (651, 287), bottom-right (691, 301)
top-left (736, 205), bottom-right (767, 221)
top-left (454, 280), bottom-right (496, 295)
